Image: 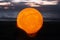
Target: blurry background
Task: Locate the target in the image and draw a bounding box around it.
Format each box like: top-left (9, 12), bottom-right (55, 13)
top-left (0, 0), bottom-right (59, 40)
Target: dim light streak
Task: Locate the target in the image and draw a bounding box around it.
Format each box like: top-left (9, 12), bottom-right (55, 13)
top-left (0, 2), bottom-right (11, 6)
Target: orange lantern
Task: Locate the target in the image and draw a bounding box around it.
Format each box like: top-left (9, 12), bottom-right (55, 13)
top-left (17, 8), bottom-right (43, 37)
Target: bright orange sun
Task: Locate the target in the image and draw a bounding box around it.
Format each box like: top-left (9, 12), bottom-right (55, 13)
top-left (17, 8), bottom-right (43, 35)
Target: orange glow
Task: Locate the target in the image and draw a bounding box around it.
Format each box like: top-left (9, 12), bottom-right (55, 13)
top-left (17, 8), bottom-right (43, 35)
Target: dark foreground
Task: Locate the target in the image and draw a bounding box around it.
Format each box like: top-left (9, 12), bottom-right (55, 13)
top-left (0, 21), bottom-right (59, 40)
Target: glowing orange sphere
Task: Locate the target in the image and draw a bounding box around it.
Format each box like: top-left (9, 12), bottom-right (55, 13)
top-left (17, 8), bottom-right (43, 34)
